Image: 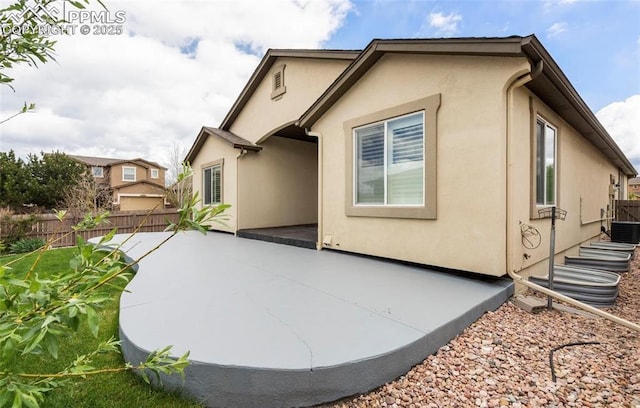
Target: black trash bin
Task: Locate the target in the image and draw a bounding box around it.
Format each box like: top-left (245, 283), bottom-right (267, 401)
top-left (611, 221), bottom-right (640, 244)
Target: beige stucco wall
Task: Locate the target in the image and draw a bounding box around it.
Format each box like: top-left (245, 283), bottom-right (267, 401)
top-left (237, 136), bottom-right (318, 229)
top-left (119, 196), bottom-right (164, 211)
top-left (509, 89), bottom-right (623, 280)
top-left (111, 163), bottom-right (165, 188)
top-left (190, 135), bottom-right (238, 233)
top-left (230, 58), bottom-right (353, 143)
top-left (313, 54), bottom-right (532, 276)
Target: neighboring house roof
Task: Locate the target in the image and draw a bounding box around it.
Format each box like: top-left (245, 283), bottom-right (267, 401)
top-left (219, 49), bottom-right (360, 130)
top-left (68, 155), bottom-right (166, 170)
top-left (296, 35), bottom-right (637, 177)
top-left (629, 177), bottom-right (640, 186)
top-left (68, 155), bottom-right (121, 167)
top-left (115, 180), bottom-right (167, 191)
top-left (185, 126), bottom-right (262, 164)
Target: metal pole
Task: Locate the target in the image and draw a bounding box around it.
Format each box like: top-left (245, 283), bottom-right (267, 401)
top-left (547, 206), bottom-right (556, 310)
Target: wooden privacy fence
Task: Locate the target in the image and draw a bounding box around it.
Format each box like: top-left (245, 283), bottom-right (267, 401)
top-left (2, 209), bottom-right (180, 248)
top-left (615, 200), bottom-right (640, 222)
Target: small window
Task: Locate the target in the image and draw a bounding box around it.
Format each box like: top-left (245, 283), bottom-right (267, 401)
top-left (92, 166), bottom-right (103, 178)
top-left (535, 117), bottom-right (556, 206)
top-left (123, 166), bottom-right (136, 182)
top-left (270, 64), bottom-right (286, 99)
top-left (203, 163), bottom-right (222, 205)
top-left (150, 168), bottom-right (159, 179)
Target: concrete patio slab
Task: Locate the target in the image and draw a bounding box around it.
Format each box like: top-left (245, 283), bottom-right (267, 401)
top-left (100, 231), bottom-right (513, 407)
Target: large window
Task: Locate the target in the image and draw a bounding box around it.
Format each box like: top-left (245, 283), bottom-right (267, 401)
top-left (122, 166), bottom-right (136, 182)
top-left (344, 94), bottom-right (440, 219)
top-left (535, 117), bottom-right (556, 206)
top-left (203, 164), bottom-right (222, 205)
top-left (355, 112), bottom-right (424, 205)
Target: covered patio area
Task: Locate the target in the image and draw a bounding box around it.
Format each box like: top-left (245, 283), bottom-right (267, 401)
top-left (237, 224), bottom-right (318, 249)
top-left (106, 231), bottom-right (513, 407)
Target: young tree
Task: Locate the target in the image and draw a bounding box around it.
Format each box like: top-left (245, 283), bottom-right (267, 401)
top-left (165, 143), bottom-right (193, 208)
top-left (62, 173), bottom-right (114, 218)
top-left (0, 167), bottom-right (229, 407)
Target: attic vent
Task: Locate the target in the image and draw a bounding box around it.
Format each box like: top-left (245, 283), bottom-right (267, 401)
top-left (276, 72), bottom-right (283, 89)
top-left (270, 64), bottom-right (286, 100)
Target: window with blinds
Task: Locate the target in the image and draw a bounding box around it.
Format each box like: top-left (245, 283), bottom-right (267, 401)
top-left (355, 111), bottom-right (424, 205)
top-left (203, 164), bottom-right (222, 205)
top-left (535, 117), bottom-right (556, 206)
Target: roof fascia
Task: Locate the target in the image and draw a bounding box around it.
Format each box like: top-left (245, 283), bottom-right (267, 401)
top-left (184, 126), bottom-right (262, 165)
top-left (185, 127), bottom-right (209, 164)
top-left (522, 36), bottom-right (637, 176)
top-left (297, 37), bottom-right (526, 129)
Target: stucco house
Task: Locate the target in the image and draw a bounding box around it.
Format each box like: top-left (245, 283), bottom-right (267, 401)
top-left (185, 35), bottom-right (636, 280)
top-left (629, 177), bottom-right (640, 199)
top-left (69, 155), bottom-right (167, 211)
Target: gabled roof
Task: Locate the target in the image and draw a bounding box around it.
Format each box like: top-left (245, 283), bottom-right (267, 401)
top-left (185, 126), bottom-right (262, 164)
top-left (68, 155), bottom-right (120, 167)
top-left (69, 155), bottom-right (166, 170)
top-left (296, 35), bottom-right (636, 177)
top-left (219, 49), bottom-right (360, 130)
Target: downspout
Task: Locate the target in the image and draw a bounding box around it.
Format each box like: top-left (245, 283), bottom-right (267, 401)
top-left (305, 129), bottom-right (323, 250)
top-left (505, 62), bottom-right (640, 333)
top-left (505, 61), bottom-right (543, 278)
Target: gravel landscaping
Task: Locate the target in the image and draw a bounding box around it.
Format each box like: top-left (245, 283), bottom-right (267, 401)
top-left (326, 248), bottom-right (640, 408)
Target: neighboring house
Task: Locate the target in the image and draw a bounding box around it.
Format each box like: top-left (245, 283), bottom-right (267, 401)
top-left (185, 35), bottom-right (637, 280)
top-left (69, 155), bottom-right (167, 211)
top-left (629, 177), bottom-right (640, 199)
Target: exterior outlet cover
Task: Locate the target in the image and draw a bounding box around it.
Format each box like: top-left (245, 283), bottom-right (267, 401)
top-left (323, 234), bottom-right (332, 245)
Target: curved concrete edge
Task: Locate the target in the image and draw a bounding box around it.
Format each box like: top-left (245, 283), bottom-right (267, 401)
top-left (119, 282), bottom-right (513, 407)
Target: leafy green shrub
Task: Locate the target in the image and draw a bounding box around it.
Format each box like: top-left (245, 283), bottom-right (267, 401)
top-left (9, 237), bottom-right (46, 254)
top-left (0, 209), bottom-right (40, 248)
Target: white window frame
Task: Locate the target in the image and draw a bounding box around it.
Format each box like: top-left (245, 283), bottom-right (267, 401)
top-left (150, 168), bottom-right (159, 179)
top-left (535, 116), bottom-right (557, 207)
top-left (92, 166), bottom-right (104, 178)
top-left (203, 161), bottom-right (223, 206)
top-left (353, 111), bottom-right (425, 207)
top-left (122, 166), bottom-right (136, 182)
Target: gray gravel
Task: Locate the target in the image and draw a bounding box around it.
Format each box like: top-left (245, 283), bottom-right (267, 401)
top-left (324, 248), bottom-right (640, 408)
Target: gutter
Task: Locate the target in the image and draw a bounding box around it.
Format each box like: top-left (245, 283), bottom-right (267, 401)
top-left (505, 60), bottom-right (640, 333)
top-left (305, 129), bottom-right (323, 250)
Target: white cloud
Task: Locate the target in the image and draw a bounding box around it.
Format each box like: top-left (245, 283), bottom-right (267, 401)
top-left (428, 11), bottom-right (462, 37)
top-left (596, 95), bottom-right (640, 172)
top-left (547, 22), bottom-right (568, 38)
top-left (0, 0), bottom-right (353, 170)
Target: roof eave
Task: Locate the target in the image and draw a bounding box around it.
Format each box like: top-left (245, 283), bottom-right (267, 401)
top-left (185, 126), bottom-right (262, 164)
top-left (522, 37), bottom-right (637, 177)
top-left (297, 37), bottom-right (527, 129)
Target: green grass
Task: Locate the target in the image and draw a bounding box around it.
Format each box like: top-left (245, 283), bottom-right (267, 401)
top-left (1, 248), bottom-right (203, 408)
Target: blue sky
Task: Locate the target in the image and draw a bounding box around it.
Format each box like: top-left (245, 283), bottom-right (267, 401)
top-left (1, 0), bottom-right (638, 174)
top-left (328, 0), bottom-right (640, 112)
